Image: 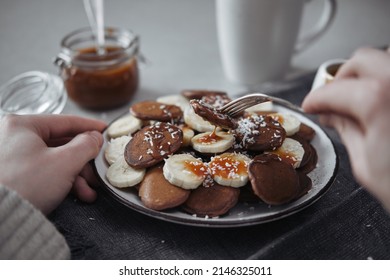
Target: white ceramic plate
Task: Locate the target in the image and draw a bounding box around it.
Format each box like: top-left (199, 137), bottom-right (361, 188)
top-left (93, 104), bottom-right (338, 227)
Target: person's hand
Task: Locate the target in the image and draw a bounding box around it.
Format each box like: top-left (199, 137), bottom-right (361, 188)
top-left (0, 114), bottom-right (106, 214)
top-left (302, 47), bottom-right (390, 211)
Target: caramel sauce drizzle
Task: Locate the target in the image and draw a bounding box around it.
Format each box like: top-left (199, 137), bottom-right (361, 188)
top-left (272, 150), bottom-right (297, 167)
top-left (198, 127), bottom-right (222, 144)
top-left (184, 161), bottom-right (208, 177)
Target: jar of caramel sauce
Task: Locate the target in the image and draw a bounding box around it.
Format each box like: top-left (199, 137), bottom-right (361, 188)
top-left (54, 27), bottom-right (139, 110)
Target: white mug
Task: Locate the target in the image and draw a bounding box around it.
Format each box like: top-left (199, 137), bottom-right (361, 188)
top-left (216, 0), bottom-right (337, 86)
top-left (311, 58), bottom-right (345, 91)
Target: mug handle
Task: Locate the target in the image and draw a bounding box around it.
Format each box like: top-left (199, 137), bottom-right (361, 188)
top-left (294, 0), bottom-right (337, 53)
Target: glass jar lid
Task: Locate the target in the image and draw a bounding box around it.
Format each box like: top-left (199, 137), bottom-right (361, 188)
top-left (0, 71), bottom-right (67, 116)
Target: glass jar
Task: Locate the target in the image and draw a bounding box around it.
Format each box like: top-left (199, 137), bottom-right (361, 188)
top-left (0, 71), bottom-right (67, 116)
top-left (54, 27), bottom-right (139, 110)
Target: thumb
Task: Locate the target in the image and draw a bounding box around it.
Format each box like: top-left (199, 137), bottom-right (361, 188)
top-left (54, 130), bottom-right (104, 173)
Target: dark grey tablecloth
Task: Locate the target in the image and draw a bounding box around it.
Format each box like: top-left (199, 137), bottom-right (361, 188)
top-left (49, 73), bottom-right (390, 260)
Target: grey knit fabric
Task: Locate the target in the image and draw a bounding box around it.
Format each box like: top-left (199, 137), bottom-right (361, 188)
top-left (0, 185), bottom-right (70, 259)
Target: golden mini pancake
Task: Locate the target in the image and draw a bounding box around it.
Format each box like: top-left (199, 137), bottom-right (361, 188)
top-left (139, 165), bottom-right (190, 211)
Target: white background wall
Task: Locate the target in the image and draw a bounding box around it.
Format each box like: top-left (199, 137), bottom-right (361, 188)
top-left (1, 0), bottom-right (390, 95)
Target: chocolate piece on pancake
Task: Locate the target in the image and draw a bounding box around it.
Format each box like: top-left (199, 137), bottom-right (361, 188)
top-left (248, 153), bottom-right (300, 205)
top-left (181, 89), bottom-right (227, 100)
top-left (295, 122), bottom-right (316, 142)
top-left (130, 100), bottom-right (182, 121)
top-left (234, 115), bottom-right (286, 151)
top-left (139, 165), bottom-right (190, 210)
top-left (125, 122), bottom-right (183, 168)
top-left (182, 182), bottom-right (240, 217)
top-left (190, 99), bottom-right (236, 130)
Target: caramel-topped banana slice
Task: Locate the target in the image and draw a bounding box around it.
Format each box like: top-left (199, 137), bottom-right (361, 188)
top-left (209, 153), bottom-right (251, 188)
top-left (191, 130), bottom-right (234, 154)
top-left (268, 113), bottom-right (301, 136)
top-left (268, 138), bottom-right (305, 168)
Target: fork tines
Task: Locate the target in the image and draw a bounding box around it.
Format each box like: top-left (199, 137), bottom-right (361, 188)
top-left (219, 93), bottom-right (271, 117)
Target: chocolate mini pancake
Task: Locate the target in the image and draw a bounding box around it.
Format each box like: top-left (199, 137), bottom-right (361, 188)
top-left (296, 171), bottom-right (313, 198)
top-left (296, 122), bottom-right (316, 142)
top-left (234, 115), bottom-right (286, 151)
top-left (238, 183), bottom-right (261, 203)
top-left (182, 182), bottom-right (240, 217)
top-left (248, 153), bottom-right (300, 205)
top-left (139, 165), bottom-right (190, 211)
top-left (297, 144), bottom-right (318, 174)
top-left (190, 99), bottom-right (236, 130)
top-left (125, 122), bottom-right (183, 168)
top-left (181, 89), bottom-right (227, 100)
top-left (130, 100), bottom-right (182, 121)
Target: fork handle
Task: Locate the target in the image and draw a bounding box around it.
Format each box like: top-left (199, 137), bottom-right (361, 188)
top-left (269, 96), bottom-right (304, 113)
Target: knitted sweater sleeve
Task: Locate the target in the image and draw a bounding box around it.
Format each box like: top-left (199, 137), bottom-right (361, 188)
top-left (0, 185), bottom-right (70, 259)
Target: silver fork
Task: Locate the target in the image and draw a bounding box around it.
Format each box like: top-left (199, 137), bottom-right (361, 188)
top-left (219, 93), bottom-right (304, 117)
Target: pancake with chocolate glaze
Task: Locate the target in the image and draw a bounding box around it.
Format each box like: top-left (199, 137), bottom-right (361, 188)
top-left (130, 100), bottom-right (182, 121)
top-left (248, 153), bottom-right (300, 205)
top-left (297, 171), bottom-right (313, 198)
top-left (297, 144), bottom-right (318, 174)
top-left (234, 115), bottom-right (286, 151)
top-left (125, 122), bottom-right (183, 168)
top-left (181, 89), bottom-right (227, 100)
top-left (182, 181), bottom-right (240, 217)
top-left (296, 122), bottom-right (316, 142)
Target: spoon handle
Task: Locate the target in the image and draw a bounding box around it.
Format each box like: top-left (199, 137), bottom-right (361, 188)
top-left (84, 0), bottom-right (106, 55)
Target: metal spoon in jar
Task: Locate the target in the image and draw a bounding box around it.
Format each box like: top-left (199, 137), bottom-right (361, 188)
top-left (83, 0), bottom-right (106, 55)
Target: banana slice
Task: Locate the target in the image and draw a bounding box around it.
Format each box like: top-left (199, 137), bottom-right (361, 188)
top-left (209, 153), bottom-right (251, 188)
top-left (106, 157), bottom-right (145, 188)
top-left (157, 94), bottom-right (190, 112)
top-left (180, 125), bottom-right (195, 147)
top-left (163, 154), bottom-right (208, 190)
top-left (191, 131), bottom-right (234, 154)
top-left (268, 138), bottom-right (304, 168)
top-left (269, 113), bottom-right (301, 136)
top-left (104, 135), bottom-right (131, 165)
top-left (245, 101), bottom-right (273, 113)
top-left (107, 114), bottom-right (142, 138)
top-left (184, 106), bottom-right (216, 132)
